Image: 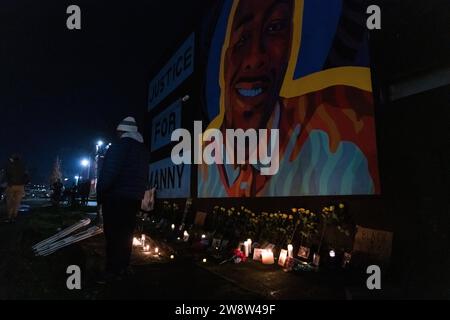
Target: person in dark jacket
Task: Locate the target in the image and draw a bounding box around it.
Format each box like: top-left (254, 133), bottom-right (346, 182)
top-left (51, 179), bottom-right (64, 208)
top-left (96, 116), bottom-right (149, 281)
top-left (4, 154), bottom-right (29, 223)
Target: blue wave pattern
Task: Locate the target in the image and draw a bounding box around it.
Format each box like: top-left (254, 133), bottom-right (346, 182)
top-left (198, 128), bottom-right (374, 197)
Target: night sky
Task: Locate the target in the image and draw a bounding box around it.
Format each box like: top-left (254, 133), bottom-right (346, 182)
top-left (0, 0), bottom-right (207, 183)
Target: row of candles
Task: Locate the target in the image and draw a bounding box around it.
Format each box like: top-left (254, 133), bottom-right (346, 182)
top-left (133, 234), bottom-right (175, 259)
top-left (240, 239), bottom-right (295, 265)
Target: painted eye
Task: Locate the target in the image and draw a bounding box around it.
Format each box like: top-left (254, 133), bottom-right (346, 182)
top-left (267, 20), bottom-right (286, 34)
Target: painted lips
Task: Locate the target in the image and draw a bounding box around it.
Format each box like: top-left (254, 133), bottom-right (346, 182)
top-left (237, 87), bottom-right (264, 97)
top-left (234, 76), bottom-right (271, 98)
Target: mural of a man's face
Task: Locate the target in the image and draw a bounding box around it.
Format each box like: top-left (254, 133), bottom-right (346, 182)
top-left (224, 0), bottom-right (293, 130)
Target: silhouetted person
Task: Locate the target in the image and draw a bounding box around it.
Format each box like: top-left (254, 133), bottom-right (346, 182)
top-left (51, 179), bottom-right (63, 208)
top-left (79, 180), bottom-right (91, 206)
top-left (4, 154), bottom-right (29, 223)
top-left (96, 116), bottom-right (149, 282)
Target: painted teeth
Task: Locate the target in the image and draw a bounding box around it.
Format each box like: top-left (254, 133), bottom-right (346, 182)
top-left (237, 88), bottom-right (263, 97)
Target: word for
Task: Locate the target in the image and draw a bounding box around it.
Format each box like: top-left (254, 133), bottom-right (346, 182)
top-left (171, 121), bottom-right (280, 176)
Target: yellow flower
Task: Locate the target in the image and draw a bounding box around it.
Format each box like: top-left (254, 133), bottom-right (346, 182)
top-left (306, 210), bottom-right (310, 214)
top-left (291, 208), bottom-right (297, 213)
top-left (339, 203), bottom-right (345, 209)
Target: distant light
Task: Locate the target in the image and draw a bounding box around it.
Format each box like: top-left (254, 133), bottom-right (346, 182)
top-left (97, 140), bottom-right (104, 147)
top-left (181, 95), bottom-right (190, 102)
top-left (64, 178), bottom-right (69, 181)
top-left (171, 224), bottom-right (175, 230)
top-left (154, 247), bottom-right (159, 254)
top-left (81, 159), bottom-right (90, 167)
top-left (201, 234), bottom-right (206, 239)
top-left (74, 176), bottom-right (80, 180)
top-left (202, 258), bottom-right (207, 263)
top-left (170, 255), bottom-right (174, 259)
top-left (329, 250), bottom-right (336, 258)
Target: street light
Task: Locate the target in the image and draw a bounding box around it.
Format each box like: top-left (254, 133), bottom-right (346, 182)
top-left (81, 159), bottom-right (90, 167)
top-left (80, 158), bottom-right (91, 181)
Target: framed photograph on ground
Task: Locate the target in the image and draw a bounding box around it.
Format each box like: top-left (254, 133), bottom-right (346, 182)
top-left (211, 238), bottom-right (221, 250)
top-left (253, 248), bottom-right (263, 261)
top-left (298, 246), bottom-right (310, 259)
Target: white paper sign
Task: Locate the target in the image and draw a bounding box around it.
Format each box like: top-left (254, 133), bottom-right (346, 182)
top-left (353, 225), bottom-right (393, 262)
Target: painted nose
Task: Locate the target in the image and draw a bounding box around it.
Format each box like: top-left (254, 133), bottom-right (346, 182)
top-left (243, 37), bottom-right (268, 72)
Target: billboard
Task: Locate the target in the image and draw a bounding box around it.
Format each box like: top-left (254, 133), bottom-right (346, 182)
top-left (198, 0), bottom-right (380, 197)
top-left (148, 33), bottom-right (195, 110)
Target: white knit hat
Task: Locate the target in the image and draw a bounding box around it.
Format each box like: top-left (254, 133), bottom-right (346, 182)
top-left (117, 116), bottom-right (138, 132)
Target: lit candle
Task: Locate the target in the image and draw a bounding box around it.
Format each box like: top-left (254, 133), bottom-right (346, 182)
top-left (243, 241), bottom-right (249, 257)
top-left (155, 247), bottom-right (159, 254)
top-left (247, 239), bottom-right (252, 254)
top-left (170, 255), bottom-right (174, 259)
top-left (278, 249), bottom-right (288, 267)
top-left (313, 253), bottom-right (320, 266)
top-left (133, 237), bottom-right (140, 246)
top-left (145, 244), bottom-right (150, 251)
top-left (262, 249), bottom-right (274, 264)
top-left (201, 234), bottom-right (206, 239)
top-left (287, 244), bottom-right (293, 258)
top-left (202, 258), bottom-right (207, 263)
top-left (183, 230), bottom-right (189, 242)
top-left (141, 234), bottom-right (145, 248)
top-left (171, 224), bottom-right (175, 230)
